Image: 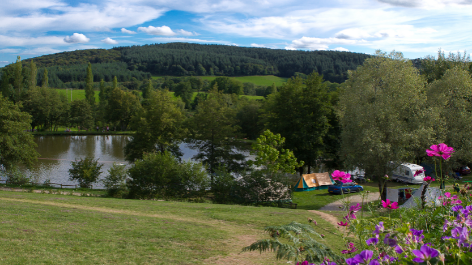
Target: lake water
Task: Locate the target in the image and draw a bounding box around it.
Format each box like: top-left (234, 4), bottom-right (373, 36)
top-left (20, 135), bottom-right (250, 189)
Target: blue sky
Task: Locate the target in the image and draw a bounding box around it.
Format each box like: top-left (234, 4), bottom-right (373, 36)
top-left (0, 0), bottom-right (471, 67)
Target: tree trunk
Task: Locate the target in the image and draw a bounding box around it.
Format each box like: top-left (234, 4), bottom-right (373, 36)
top-left (378, 177), bottom-right (387, 201)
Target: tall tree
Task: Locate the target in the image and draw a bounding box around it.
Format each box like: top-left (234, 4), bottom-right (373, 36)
top-left (28, 60), bottom-right (37, 90)
top-left (125, 89), bottom-right (186, 162)
top-left (85, 62), bottom-right (95, 106)
top-left (13, 56), bottom-right (23, 102)
top-left (263, 72), bottom-right (332, 173)
top-left (174, 81), bottom-right (193, 109)
top-left (70, 100), bottom-right (94, 130)
top-left (106, 86), bottom-right (141, 131)
top-left (0, 94), bottom-right (39, 170)
top-left (338, 51), bottom-right (433, 200)
top-left (41, 68), bottom-right (48, 88)
top-left (421, 49), bottom-right (470, 83)
top-left (426, 67), bottom-right (472, 167)
top-left (187, 87), bottom-right (245, 180)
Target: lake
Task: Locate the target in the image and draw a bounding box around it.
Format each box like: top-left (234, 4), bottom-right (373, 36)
top-left (19, 135), bottom-right (250, 189)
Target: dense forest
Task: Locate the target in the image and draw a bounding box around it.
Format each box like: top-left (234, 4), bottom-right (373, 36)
top-left (6, 43), bottom-right (371, 84)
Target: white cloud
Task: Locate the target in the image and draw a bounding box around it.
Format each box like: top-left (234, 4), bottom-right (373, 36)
top-left (138, 26), bottom-right (197, 36)
top-left (121, 28), bottom-right (136, 34)
top-left (64, 33), bottom-right (90, 44)
top-left (0, 35), bottom-right (65, 46)
top-left (250, 43), bottom-right (266, 48)
top-left (20, 47), bottom-right (62, 55)
top-left (101, 37), bottom-right (119, 44)
top-left (177, 29), bottom-right (196, 36)
top-left (0, 48), bottom-right (20, 53)
top-left (377, 0), bottom-right (472, 8)
top-left (138, 25), bottom-right (175, 36)
top-left (285, 36), bottom-right (359, 50)
top-left (331, 47), bottom-right (349, 52)
top-left (0, 2), bottom-right (166, 34)
top-left (149, 37), bottom-right (231, 44)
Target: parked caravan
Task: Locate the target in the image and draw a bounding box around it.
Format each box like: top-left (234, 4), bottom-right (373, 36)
top-left (294, 172), bottom-right (334, 192)
top-left (391, 163), bottom-right (425, 184)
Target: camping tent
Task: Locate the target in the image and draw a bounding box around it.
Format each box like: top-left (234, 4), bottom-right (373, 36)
top-left (294, 172), bottom-right (334, 192)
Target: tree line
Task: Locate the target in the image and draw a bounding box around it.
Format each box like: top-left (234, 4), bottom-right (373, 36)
top-left (13, 42), bottom-right (371, 83)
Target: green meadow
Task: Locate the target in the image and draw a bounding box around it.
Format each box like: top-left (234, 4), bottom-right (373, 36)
top-left (152, 75), bottom-right (289, 87)
top-left (0, 191), bottom-right (344, 264)
top-left (54, 89), bottom-right (264, 103)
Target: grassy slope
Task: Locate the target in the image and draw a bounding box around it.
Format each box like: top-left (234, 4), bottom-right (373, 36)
top-left (0, 191), bottom-right (344, 264)
top-left (152, 75), bottom-right (289, 87)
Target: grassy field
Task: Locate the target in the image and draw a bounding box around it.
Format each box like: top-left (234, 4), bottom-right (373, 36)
top-left (0, 190), bottom-right (344, 264)
top-left (153, 75), bottom-right (289, 87)
top-left (54, 89), bottom-right (264, 103)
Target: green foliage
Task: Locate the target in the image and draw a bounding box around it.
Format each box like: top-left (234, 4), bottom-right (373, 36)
top-left (339, 51), bottom-right (433, 198)
top-left (85, 62), bottom-right (95, 106)
top-left (102, 163), bottom-right (128, 198)
top-left (263, 72), bottom-right (332, 173)
top-left (69, 99), bottom-right (93, 130)
top-left (421, 49), bottom-right (471, 83)
top-left (250, 130), bottom-right (303, 175)
top-left (68, 157), bottom-right (104, 188)
top-left (173, 81), bottom-right (193, 108)
top-left (426, 67), bottom-right (472, 167)
top-left (125, 89), bottom-right (186, 162)
top-left (41, 68), bottom-right (48, 88)
top-left (106, 86), bottom-right (141, 130)
top-left (243, 222), bottom-right (342, 263)
top-left (3, 167), bottom-right (31, 185)
top-left (127, 151), bottom-right (210, 199)
top-left (21, 43), bottom-right (369, 83)
top-left (22, 87), bottom-right (69, 131)
top-left (0, 95), bottom-right (39, 170)
top-left (187, 87), bottom-right (246, 176)
top-left (236, 99), bottom-right (263, 140)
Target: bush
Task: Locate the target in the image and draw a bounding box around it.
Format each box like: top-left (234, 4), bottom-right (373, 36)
top-left (68, 157), bottom-right (103, 188)
top-left (212, 168), bottom-right (292, 205)
top-left (102, 163), bottom-right (128, 198)
top-left (4, 167), bottom-right (30, 185)
top-left (127, 152), bottom-right (209, 199)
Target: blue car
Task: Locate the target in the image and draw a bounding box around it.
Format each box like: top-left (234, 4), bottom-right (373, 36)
top-left (328, 181), bottom-right (364, 194)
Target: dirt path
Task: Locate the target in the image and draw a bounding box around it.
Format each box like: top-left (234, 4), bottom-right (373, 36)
top-left (319, 192), bottom-right (380, 211)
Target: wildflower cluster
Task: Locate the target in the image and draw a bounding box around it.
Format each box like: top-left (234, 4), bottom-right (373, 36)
top-left (332, 170), bottom-right (353, 183)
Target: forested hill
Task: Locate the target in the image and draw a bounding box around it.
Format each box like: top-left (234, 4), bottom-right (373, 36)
top-left (20, 43), bottom-right (371, 83)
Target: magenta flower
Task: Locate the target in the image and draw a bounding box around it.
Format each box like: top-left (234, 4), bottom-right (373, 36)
top-left (382, 199), bottom-right (399, 210)
top-left (426, 143), bottom-right (454, 160)
top-left (337, 221), bottom-right (349, 226)
top-left (331, 170), bottom-right (352, 183)
top-left (423, 176), bottom-right (435, 181)
top-left (412, 245), bottom-right (440, 263)
top-left (414, 169), bottom-right (425, 177)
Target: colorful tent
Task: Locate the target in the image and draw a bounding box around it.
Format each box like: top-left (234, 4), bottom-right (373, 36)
top-left (294, 172), bottom-right (334, 192)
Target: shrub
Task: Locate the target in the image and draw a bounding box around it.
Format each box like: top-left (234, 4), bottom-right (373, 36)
top-left (68, 157), bottom-right (103, 188)
top-left (102, 163), bottom-right (128, 198)
top-left (4, 167), bottom-right (30, 185)
top-left (127, 151), bottom-right (209, 199)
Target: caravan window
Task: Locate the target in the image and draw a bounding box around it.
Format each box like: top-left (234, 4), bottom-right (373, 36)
top-left (405, 170), bottom-right (409, 176)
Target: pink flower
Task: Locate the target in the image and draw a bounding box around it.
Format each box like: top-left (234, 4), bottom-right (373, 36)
top-left (332, 170), bottom-right (352, 183)
top-left (424, 176), bottom-right (435, 182)
top-left (382, 199), bottom-right (399, 210)
top-left (414, 169), bottom-right (425, 177)
top-left (426, 143), bottom-right (454, 160)
top-left (338, 221), bottom-right (349, 226)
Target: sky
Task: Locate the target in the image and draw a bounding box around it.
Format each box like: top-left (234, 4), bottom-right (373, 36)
top-left (0, 0), bottom-right (471, 67)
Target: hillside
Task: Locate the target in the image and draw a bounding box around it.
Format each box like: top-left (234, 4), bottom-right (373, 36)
top-left (16, 43), bottom-right (371, 84)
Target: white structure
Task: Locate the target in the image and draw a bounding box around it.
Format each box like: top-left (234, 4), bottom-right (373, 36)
top-left (391, 163), bottom-right (425, 184)
top-left (400, 185), bottom-right (443, 209)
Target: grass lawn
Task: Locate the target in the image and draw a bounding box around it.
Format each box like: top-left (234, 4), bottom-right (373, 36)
top-left (0, 191), bottom-right (345, 264)
top-left (154, 75), bottom-right (289, 87)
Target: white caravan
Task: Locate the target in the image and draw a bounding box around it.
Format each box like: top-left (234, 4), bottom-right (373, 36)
top-left (391, 163), bottom-right (425, 184)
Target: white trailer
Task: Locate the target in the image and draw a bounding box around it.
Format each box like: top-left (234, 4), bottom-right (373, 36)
top-left (391, 163), bottom-right (425, 184)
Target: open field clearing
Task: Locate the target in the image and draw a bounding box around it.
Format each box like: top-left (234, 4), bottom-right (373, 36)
top-left (0, 191), bottom-right (344, 264)
top-left (153, 75), bottom-right (289, 87)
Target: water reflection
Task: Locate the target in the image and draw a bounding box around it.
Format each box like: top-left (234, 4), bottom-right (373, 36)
top-left (25, 135), bottom-right (251, 189)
